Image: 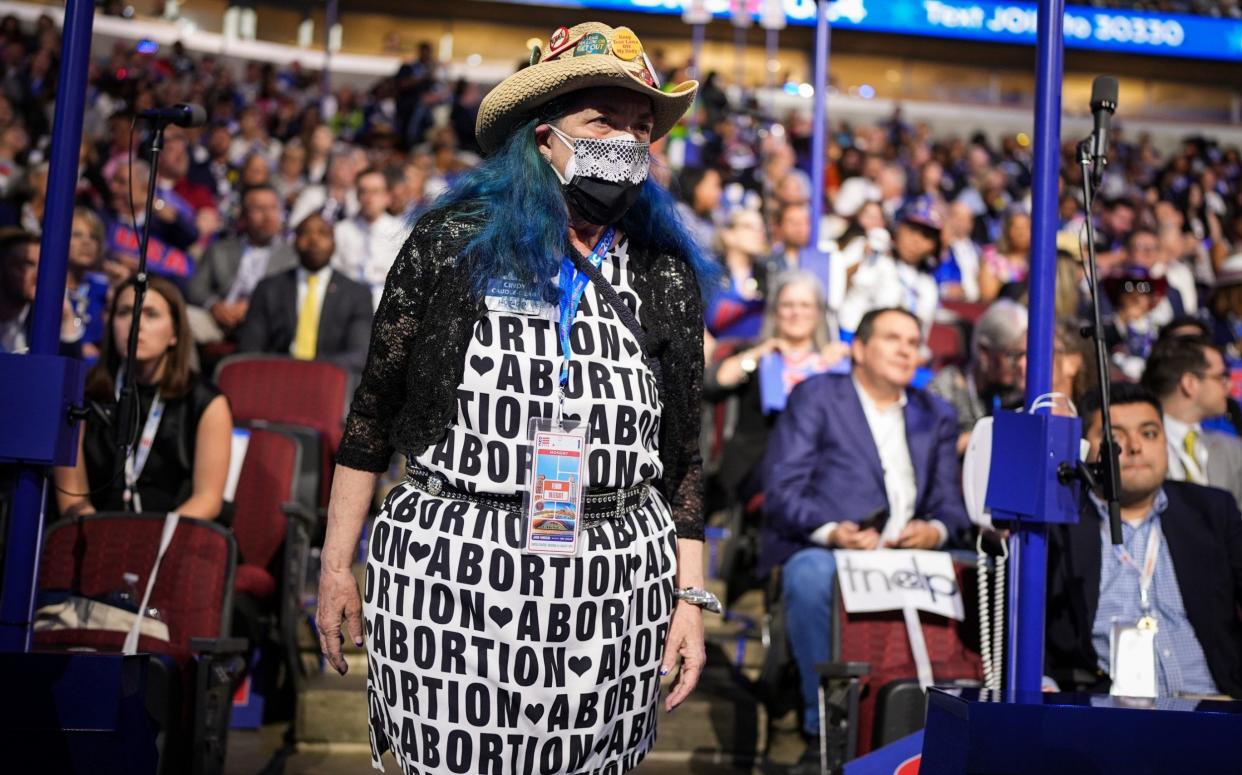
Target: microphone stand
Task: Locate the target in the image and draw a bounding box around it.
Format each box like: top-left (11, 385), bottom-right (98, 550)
top-left (113, 122), bottom-right (169, 466)
top-left (1076, 138), bottom-right (1124, 545)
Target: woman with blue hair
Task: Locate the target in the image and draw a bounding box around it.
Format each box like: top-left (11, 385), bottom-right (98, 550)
top-left (316, 22), bottom-right (717, 774)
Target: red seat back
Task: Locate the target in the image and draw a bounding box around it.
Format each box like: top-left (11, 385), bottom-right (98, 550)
top-left (36, 514), bottom-right (237, 654)
top-left (231, 428), bottom-right (298, 582)
top-left (927, 323), bottom-right (964, 370)
top-left (216, 356), bottom-right (348, 505)
top-left (833, 562), bottom-right (982, 755)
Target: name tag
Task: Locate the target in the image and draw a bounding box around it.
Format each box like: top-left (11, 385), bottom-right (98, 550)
top-left (1110, 619), bottom-right (1158, 698)
top-left (485, 277), bottom-right (555, 318)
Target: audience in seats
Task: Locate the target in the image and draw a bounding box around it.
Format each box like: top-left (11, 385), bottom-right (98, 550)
top-left (54, 276), bottom-right (233, 519)
top-left (838, 198), bottom-right (941, 339)
top-left (237, 213), bottom-right (373, 374)
top-left (759, 307), bottom-right (968, 766)
top-left (705, 271), bottom-right (848, 513)
top-left (764, 202), bottom-right (815, 274)
top-left (929, 298), bottom-right (1028, 454)
top-left (186, 184), bottom-right (298, 344)
top-left (0, 228), bottom-right (39, 353)
top-left (705, 207), bottom-right (771, 341)
top-left (1210, 253), bottom-right (1242, 362)
top-left (0, 229), bottom-right (80, 356)
top-left (1142, 335), bottom-right (1242, 509)
top-left (331, 167), bottom-right (403, 309)
top-left (289, 152), bottom-right (361, 228)
top-left (978, 209), bottom-right (1031, 303)
top-left (101, 159), bottom-right (196, 286)
top-left (1045, 383), bottom-right (1242, 698)
top-left (65, 207), bottom-right (110, 359)
top-left (935, 200), bottom-right (983, 303)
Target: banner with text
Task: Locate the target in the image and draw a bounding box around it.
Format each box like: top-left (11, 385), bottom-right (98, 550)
top-left (504, 0), bottom-right (1242, 63)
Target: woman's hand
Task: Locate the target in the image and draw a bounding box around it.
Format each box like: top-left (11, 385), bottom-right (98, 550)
top-left (660, 601), bottom-right (706, 712)
top-left (818, 340), bottom-right (851, 368)
top-left (317, 565), bottom-right (364, 675)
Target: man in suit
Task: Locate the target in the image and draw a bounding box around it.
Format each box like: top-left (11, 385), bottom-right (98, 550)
top-left (1141, 335), bottom-right (1242, 509)
top-left (187, 184), bottom-right (298, 343)
top-left (1046, 383), bottom-right (1242, 698)
top-left (237, 213), bottom-right (373, 374)
top-left (759, 307), bottom-right (968, 761)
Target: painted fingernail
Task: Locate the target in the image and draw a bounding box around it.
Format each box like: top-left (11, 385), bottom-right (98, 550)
top-left (659, 666), bottom-right (670, 676)
top-left (355, 638), bottom-right (364, 646)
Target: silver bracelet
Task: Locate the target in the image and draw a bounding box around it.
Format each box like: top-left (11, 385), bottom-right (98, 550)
top-left (672, 586), bottom-right (722, 614)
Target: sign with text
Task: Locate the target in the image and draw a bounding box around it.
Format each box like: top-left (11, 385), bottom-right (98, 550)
top-left (834, 549), bottom-right (964, 621)
top-left (502, 0), bottom-right (1242, 62)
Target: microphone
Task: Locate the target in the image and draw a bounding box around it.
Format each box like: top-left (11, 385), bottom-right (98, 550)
top-left (1088, 76), bottom-right (1118, 184)
top-left (138, 103), bottom-right (207, 128)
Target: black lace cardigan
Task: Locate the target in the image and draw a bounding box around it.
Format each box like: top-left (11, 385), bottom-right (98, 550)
top-left (335, 208), bottom-right (706, 541)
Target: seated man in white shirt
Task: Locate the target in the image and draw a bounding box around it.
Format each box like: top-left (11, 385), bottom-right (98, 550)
top-left (759, 307), bottom-right (969, 766)
top-left (1142, 334), bottom-right (1242, 509)
top-left (332, 167), bottom-right (404, 310)
top-left (838, 198), bottom-right (942, 340)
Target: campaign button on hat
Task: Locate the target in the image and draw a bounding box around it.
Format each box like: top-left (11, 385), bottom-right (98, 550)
top-left (574, 32), bottom-right (609, 56)
top-left (549, 26), bottom-right (570, 52)
top-left (611, 27), bottom-right (642, 61)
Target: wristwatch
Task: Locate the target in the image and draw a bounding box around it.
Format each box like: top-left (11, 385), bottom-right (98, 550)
top-left (739, 353), bottom-right (758, 375)
top-left (672, 586), bottom-right (722, 614)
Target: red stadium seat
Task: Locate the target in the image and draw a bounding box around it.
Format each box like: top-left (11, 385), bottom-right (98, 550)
top-left (216, 355), bottom-right (350, 510)
top-left (818, 561), bottom-right (983, 762)
top-left (940, 300), bottom-right (988, 325)
top-left (35, 513), bottom-right (246, 775)
top-left (229, 427), bottom-right (314, 690)
top-left (927, 322), bottom-right (965, 370)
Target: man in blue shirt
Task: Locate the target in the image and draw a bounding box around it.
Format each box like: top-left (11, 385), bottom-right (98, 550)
top-left (1046, 383), bottom-right (1242, 697)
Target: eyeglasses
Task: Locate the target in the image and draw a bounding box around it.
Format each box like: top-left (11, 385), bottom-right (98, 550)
top-left (1195, 370), bottom-right (1231, 385)
top-left (1002, 350), bottom-right (1027, 366)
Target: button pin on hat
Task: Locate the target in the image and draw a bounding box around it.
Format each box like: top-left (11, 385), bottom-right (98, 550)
top-left (546, 26), bottom-right (579, 59)
top-left (574, 32), bottom-right (609, 57)
top-left (611, 27), bottom-right (642, 61)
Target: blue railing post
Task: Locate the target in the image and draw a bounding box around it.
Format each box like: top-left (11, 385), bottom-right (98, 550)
top-left (1006, 0), bottom-right (1064, 700)
top-left (0, 0), bottom-right (95, 652)
top-left (809, 0), bottom-right (830, 249)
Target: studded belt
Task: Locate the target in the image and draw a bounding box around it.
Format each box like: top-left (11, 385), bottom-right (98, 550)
top-left (404, 464), bottom-right (650, 528)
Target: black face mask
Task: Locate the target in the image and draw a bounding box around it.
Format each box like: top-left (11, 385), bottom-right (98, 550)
top-left (563, 176), bottom-right (643, 226)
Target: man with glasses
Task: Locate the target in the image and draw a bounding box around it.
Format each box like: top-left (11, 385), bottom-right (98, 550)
top-left (930, 298), bottom-right (1028, 454)
top-left (1142, 335), bottom-right (1242, 509)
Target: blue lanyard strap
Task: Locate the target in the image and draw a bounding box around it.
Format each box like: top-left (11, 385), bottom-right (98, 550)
top-left (557, 227), bottom-right (615, 391)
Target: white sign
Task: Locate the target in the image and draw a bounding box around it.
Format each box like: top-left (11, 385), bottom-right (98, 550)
top-left (834, 549), bottom-right (964, 621)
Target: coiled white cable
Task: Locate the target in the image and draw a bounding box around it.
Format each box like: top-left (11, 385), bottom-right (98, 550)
top-left (991, 537), bottom-right (1008, 692)
top-left (976, 533), bottom-right (993, 689)
top-left (977, 531), bottom-right (1009, 692)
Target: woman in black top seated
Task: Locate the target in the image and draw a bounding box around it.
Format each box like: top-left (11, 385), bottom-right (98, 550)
top-left (55, 275), bottom-right (233, 519)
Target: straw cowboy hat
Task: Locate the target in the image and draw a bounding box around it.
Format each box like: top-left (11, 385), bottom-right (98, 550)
top-left (475, 22), bottom-right (698, 155)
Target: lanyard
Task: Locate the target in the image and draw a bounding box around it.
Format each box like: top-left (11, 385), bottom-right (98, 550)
top-left (117, 371), bottom-right (165, 513)
top-left (556, 227), bottom-right (615, 411)
top-left (1108, 520), bottom-right (1162, 616)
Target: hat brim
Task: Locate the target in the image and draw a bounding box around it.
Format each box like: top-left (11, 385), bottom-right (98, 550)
top-left (476, 56), bottom-right (696, 155)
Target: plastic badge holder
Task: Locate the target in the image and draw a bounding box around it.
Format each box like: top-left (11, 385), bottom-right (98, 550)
top-left (522, 416), bottom-right (589, 557)
top-left (985, 409), bottom-right (1082, 525)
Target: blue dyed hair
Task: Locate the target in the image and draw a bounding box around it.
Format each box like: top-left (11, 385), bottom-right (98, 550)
top-left (415, 114), bottom-right (719, 303)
